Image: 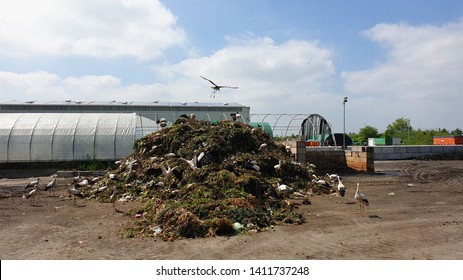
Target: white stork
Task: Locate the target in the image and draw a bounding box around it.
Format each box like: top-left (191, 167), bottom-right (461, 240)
top-left (109, 186), bottom-right (120, 212)
top-left (67, 185), bottom-right (84, 206)
top-left (336, 175), bottom-right (346, 197)
top-left (25, 178), bottom-right (40, 190)
top-left (44, 174), bottom-right (57, 197)
top-left (180, 154), bottom-right (198, 170)
top-left (325, 173), bottom-right (339, 182)
top-left (23, 185), bottom-right (38, 206)
top-left (354, 183), bottom-right (369, 217)
top-left (160, 163), bottom-right (176, 185)
top-left (71, 172), bottom-right (81, 184)
top-left (200, 76), bottom-right (238, 98)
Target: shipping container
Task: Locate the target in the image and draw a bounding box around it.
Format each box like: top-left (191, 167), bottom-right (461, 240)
top-left (368, 137), bottom-right (393, 146)
top-left (305, 141), bottom-right (320, 147)
top-left (433, 136), bottom-right (463, 145)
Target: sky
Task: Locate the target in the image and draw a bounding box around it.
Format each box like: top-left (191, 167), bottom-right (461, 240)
top-left (1, 0), bottom-right (463, 133)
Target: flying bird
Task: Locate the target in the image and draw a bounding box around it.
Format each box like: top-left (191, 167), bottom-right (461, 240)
top-left (354, 183), bottom-right (369, 217)
top-left (200, 76), bottom-right (238, 98)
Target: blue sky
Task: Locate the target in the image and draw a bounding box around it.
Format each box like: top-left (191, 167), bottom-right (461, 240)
top-left (1, 0), bottom-right (463, 133)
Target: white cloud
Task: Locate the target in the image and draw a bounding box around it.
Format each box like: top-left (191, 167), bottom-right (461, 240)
top-left (341, 19), bottom-right (463, 130)
top-left (0, 0), bottom-right (185, 60)
top-left (0, 71), bottom-right (66, 99)
top-left (152, 37), bottom-right (337, 114)
top-left (0, 37), bottom-right (338, 126)
top-left (0, 70), bottom-right (166, 102)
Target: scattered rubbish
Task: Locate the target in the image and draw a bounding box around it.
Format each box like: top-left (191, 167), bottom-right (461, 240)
top-left (152, 226), bottom-right (162, 235)
top-left (233, 222), bottom-right (244, 232)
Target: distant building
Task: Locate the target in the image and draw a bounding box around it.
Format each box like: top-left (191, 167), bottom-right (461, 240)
top-left (0, 100), bottom-right (250, 125)
top-left (0, 100), bottom-right (251, 163)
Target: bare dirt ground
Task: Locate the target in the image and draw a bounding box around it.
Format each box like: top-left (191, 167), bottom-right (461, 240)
top-left (1, 160), bottom-right (462, 260)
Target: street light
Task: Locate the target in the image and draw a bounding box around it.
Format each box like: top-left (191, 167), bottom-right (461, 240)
top-left (343, 97), bottom-right (348, 149)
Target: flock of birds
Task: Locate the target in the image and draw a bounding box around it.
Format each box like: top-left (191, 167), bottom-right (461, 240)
top-left (22, 173), bottom-right (120, 211)
top-left (320, 173), bottom-right (370, 217)
top-left (22, 169), bottom-right (370, 217)
top-left (198, 76), bottom-right (372, 216)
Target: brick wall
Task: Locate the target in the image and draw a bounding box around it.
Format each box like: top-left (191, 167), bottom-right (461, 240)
top-left (290, 141), bottom-right (374, 173)
top-left (345, 146), bottom-right (374, 172)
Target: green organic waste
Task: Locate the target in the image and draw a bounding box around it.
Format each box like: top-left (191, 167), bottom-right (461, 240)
top-left (92, 119), bottom-right (332, 240)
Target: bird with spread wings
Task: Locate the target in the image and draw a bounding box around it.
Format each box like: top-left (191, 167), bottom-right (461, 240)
top-left (200, 76), bottom-right (238, 98)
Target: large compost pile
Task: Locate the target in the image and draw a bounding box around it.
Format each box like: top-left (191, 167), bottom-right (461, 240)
top-left (91, 119), bottom-right (332, 240)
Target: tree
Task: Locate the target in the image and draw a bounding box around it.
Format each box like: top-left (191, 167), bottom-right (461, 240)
top-left (357, 125), bottom-right (379, 144)
top-left (385, 117), bottom-right (412, 136)
top-left (451, 128), bottom-right (463, 136)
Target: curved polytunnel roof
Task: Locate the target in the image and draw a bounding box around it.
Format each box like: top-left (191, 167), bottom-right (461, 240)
top-left (0, 113), bottom-right (157, 163)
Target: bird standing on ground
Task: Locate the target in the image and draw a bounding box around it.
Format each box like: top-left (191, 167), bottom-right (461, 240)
top-left (200, 76), bottom-right (238, 98)
top-left (354, 183), bottom-right (369, 217)
top-left (44, 174), bottom-right (57, 196)
top-left (336, 175), bottom-right (346, 197)
top-left (25, 178), bottom-right (40, 190)
top-left (23, 185), bottom-right (38, 206)
top-left (110, 186), bottom-right (120, 212)
top-left (71, 172), bottom-right (81, 184)
top-left (67, 184), bottom-right (84, 206)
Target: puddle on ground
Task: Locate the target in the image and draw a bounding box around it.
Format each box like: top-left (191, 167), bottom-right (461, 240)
top-left (374, 171), bottom-right (404, 176)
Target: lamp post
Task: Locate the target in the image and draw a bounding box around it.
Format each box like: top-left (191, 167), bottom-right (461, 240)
top-left (343, 97), bottom-right (348, 149)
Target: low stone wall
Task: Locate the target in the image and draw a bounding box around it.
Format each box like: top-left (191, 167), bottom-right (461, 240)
top-left (293, 141), bottom-right (374, 173)
top-left (345, 146), bottom-right (374, 172)
top-left (293, 142), bottom-right (463, 173)
top-left (373, 145), bottom-right (463, 160)
top-left (306, 148), bottom-right (348, 173)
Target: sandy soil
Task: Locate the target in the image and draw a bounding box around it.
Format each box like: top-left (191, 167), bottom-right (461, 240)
top-left (1, 160), bottom-right (462, 260)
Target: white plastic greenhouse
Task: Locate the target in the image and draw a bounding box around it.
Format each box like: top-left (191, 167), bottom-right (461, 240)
top-left (0, 113), bottom-right (158, 163)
